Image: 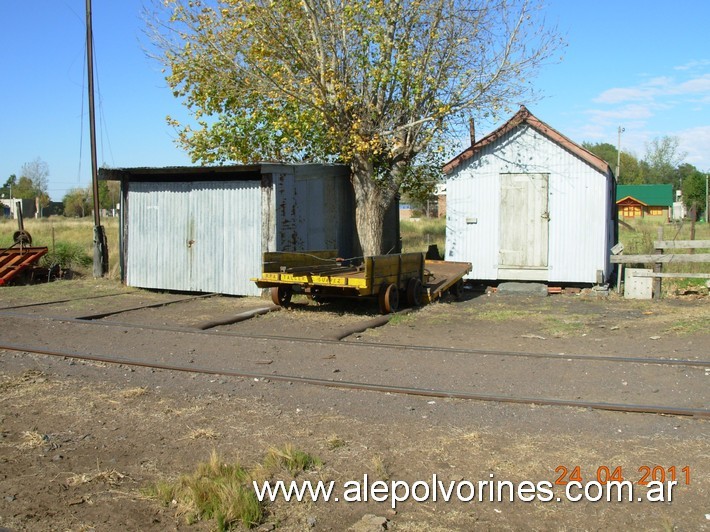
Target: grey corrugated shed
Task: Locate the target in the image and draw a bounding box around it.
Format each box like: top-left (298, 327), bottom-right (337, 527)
top-left (101, 163), bottom-right (377, 296)
top-left (444, 108), bottom-right (616, 285)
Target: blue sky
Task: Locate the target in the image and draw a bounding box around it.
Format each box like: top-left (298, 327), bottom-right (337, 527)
top-left (1, 1), bottom-right (709, 201)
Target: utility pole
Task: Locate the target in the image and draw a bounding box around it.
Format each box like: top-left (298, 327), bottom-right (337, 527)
top-left (86, 0), bottom-right (108, 277)
top-left (616, 126), bottom-right (625, 179)
top-left (706, 173), bottom-right (708, 223)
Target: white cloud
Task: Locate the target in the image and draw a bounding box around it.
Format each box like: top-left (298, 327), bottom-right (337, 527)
top-left (594, 73), bottom-right (710, 104)
top-left (595, 87), bottom-right (653, 104)
top-left (581, 63), bottom-right (710, 170)
top-left (674, 59), bottom-right (710, 71)
top-left (584, 105), bottom-right (654, 130)
top-left (677, 125), bottom-right (710, 170)
top-left (675, 74), bottom-right (710, 95)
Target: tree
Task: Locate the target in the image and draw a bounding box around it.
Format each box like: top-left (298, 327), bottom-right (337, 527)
top-left (63, 188), bottom-right (92, 218)
top-left (21, 158), bottom-right (49, 196)
top-left (12, 176), bottom-right (36, 200)
top-left (97, 181), bottom-right (120, 211)
top-left (17, 158), bottom-right (51, 216)
top-left (618, 152), bottom-right (643, 184)
top-left (150, 0), bottom-right (561, 255)
top-left (0, 175), bottom-right (17, 198)
top-left (680, 167), bottom-right (707, 220)
top-left (582, 142), bottom-right (617, 169)
top-left (643, 136), bottom-right (686, 185)
top-left (583, 142), bottom-right (642, 184)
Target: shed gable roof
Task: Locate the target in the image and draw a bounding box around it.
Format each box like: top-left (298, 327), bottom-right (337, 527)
top-left (443, 106), bottom-right (612, 176)
top-left (616, 184), bottom-right (673, 207)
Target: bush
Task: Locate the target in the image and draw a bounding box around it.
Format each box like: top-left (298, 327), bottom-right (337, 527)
top-left (40, 242), bottom-right (92, 271)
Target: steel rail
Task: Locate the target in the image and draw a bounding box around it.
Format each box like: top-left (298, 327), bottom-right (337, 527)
top-left (0, 310), bottom-right (707, 369)
top-left (0, 291), bottom-right (132, 311)
top-left (0, 342), bottom-right (707, 419)
top-left (72, 293), bottom-right (218, 320)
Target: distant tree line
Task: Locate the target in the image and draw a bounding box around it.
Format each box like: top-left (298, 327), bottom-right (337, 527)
top-left (62, 181), bottom-right (120, 217)
top-left (584, 135), bottom-right (707, 218)
top-left (1, 158), bottom-right (51, 216)
top-left (2, 157), bottom-right (120, 218)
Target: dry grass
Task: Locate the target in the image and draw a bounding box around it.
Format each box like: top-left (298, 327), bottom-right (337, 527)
top-left (67, 468), bottom-right (127, 487)
top-left (187, 428), bottom-right (221, 440)
top-left (121, 387), bottom-right (148, 399)
top-left (325, 434), bottom-right (347, 450)
top-left (370, 455), bottom-right (391, 481)
top-left (263, 444), bottom-right (322, 476)
top-left (0, 216), bottom-right (120, 278)
top-left (18, 430), bottom-right (46, 449)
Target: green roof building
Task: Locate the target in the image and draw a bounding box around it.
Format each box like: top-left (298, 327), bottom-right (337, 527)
top-left (616, 184), bottom-right (674, 219)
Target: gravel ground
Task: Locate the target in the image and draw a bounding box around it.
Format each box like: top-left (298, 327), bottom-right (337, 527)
top-left (0, 279), bottom-right (708, 531)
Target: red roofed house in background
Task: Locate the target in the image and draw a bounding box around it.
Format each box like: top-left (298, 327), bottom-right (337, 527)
top-left (443, 106), bottom-right (617, 286)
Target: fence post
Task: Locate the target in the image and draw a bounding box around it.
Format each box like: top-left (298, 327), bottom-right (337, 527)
top-left (653, 226), bottom-right (663, 299)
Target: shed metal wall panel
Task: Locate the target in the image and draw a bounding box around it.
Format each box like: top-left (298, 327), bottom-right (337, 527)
top-left (126, 180), bottom-right (262, 296)
top-left (446, 125), bottom-right (613, 283)
top-left (126, 181), bottom-right (191, 290)
top-left (273, 169), bottom-right (355, 256)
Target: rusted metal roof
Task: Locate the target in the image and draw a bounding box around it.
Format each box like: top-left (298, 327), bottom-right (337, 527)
top-left (443, 106), bottom-right (612, 176)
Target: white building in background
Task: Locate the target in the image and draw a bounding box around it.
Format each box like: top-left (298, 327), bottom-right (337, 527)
top-left (443, 106), bottom-right (616, 285)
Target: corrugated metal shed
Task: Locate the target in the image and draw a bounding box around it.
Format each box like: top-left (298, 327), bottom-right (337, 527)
top-left (100, 163), bottom-right (382, 296)
top-left (444, 107), bottom-right (617, 285)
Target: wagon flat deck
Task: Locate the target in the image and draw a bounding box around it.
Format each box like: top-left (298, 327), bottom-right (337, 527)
top-left (254, 250), bottom-right (471, 313)
top-left (422, 260), bottom-right (472, 303)
top-left (0, 246), bottom-right (48, 286)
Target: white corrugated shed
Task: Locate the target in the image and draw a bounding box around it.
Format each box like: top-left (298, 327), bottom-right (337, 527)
top-left (126, 180), bottom-right (262, 295)
top-left (444, 107), bottom-right (616, 285)
top-left (101, 164), bottom-right (364, 296)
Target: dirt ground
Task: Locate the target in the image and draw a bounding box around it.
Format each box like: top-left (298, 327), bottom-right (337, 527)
top-left (0, 279), bottom-right (708, 531)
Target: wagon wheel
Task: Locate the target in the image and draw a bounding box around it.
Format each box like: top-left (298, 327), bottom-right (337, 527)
top-left (406, 278), bottom-right (423, 307)
top-left (450, 279), bottom-right (464, 300)
top-left (378, 283), bottom-right (399, 314)
top-left (270, 286), bottom-right (292, 307)
top-left (13, 230), bottom-right (32, 246)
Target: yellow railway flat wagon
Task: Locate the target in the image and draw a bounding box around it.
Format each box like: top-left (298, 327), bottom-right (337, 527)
top-left (253, 250), bottom-right (471, 314)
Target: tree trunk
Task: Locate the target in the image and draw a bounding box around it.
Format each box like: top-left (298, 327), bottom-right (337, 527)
top-left (350, 156), bottom-right (397, 257)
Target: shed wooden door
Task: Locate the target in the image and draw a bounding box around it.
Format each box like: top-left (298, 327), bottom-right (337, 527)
top-left (499, 173), bottom-right (549, 269)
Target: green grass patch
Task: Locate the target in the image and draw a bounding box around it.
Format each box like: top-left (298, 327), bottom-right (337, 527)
top-left (147, 451), bottom-right (261, 530)
top-left (472, 308), bottom-right (540, 321)
top-left (263, 444), bottom-right (322, 476)
top-left (145, 445), bottom-right (322, 530)
top-left (388, 312), bottom-right (416, 325)
top-left (543, 317), bottom-right (586, 338)
top-left (665, 317), bottom-right (709, 335)
top-left (400, 217), bottom-right (445, 255)
top-left (40, 241), bottom-right (92, 270)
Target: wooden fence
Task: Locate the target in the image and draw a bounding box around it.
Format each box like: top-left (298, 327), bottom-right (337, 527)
top-left (610, 238), bottom-right (710, 299)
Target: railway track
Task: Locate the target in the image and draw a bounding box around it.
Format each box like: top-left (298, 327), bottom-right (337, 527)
top-left (1, 309), bottom-right (707, 369)
top-left (0, 293), bottom-right (707, 419)
top-left (0, 341), bottom-right (707, 419)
